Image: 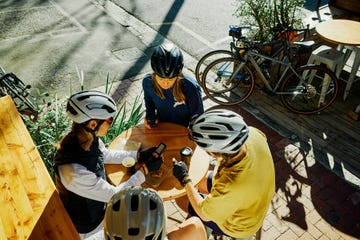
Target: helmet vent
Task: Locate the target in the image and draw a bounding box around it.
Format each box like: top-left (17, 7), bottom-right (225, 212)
top-left (196, 142), bottom-right (208, 148)
top-left (200, 126), bottom-right (219, 131)
top-left (86, 103), bottom-right (115, 113)
top-left (192, 132), bottom-right (203, 138)
top-left (102, 104), bottom-right (116, 113)
top-left (209, 135), bottom-right (227, 140)
top-left (145, 234), bottom-right (155, 240)
top-left (131, 195), bottom-right (139, 211)
top-left (128, 228), bottom-right (140, 236)
top-left (77, 95), bottom-right (90, 101)
top-left (149, 199), bottom-right (157, 210)
top-left (216, 122), bottom-right (234, 130)
top-left (227, 136), bottom-right (242, 152)
top-left (112, 200), bottom-right (120, 211)
top-left (66, 104), bottom-right (78, 115)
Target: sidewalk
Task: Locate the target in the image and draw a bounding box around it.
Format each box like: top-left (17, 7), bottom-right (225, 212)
top-left (0, 0), bottom-right (359, 239)
top-left (95, 3), bottom-right (359, 238)
top-left (105, 74), bottom-right (360, 240)
top-left (34, 1), bottom-right (360, 239)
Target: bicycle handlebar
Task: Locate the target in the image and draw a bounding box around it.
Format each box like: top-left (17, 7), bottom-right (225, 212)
top-left (228, 25), bottom-right (253, 40)
top-left (228, 24), bottom-right (311, 53)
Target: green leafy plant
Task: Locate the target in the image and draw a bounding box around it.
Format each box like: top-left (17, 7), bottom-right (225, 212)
top-left (234, 0), bottom-right (305, 42)
top-left (23, 95), bottom-right (71, 179)
top-left (100, 72), bottom-right (145, 145)
top-left (24, 73), bottom-right (144, 181)
top-left (101, 95), bottom-right (144, 146)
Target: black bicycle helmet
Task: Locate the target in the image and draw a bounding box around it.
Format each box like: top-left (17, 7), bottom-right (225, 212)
top-left (188, 109), bottom-right (249, 154)
top-left (66, 90), bottom-right (117, 123)
top-left (151, 43), bottom-right (184, 78)
top-left (104, 186), bottom-right (166, 240)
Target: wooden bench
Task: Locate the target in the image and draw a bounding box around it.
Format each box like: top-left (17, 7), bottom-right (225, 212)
top-left (0, 96), bottom-right (79, 240)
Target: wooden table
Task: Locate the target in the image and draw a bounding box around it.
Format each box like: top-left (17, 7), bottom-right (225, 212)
top-left (315, 19), bottom-right (360, 46)
top-left (315, 19), bottom-right (360, 100)
top-left (105, 122), bottom-right (211, 201)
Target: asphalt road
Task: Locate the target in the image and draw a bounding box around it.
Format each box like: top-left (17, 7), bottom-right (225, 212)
top-left (0, 0), bottom-right (156, 99)
top-left (109, 0), bottom-right (238, 58)
top-left (0, 0), bottom-right (324, 99)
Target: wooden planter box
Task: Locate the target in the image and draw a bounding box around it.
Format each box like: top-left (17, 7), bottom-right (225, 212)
top-left (0, 96), bottom-right (79, 240)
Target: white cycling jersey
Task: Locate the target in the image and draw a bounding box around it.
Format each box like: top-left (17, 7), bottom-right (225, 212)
top-left (58, 138), bottom-right (145, 203)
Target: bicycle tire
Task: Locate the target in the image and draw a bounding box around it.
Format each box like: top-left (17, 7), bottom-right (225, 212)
top-left (202, 57), bottom-right (255, 106)
top-left (280, 64), bottom-right (339, 114)
top-left (1, 75), bottom-right (38, 113)
top-left (195, 50), bottom-right (232, 83)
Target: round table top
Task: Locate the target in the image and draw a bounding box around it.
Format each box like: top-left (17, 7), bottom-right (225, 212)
top-left (315, 19), bottom-right (360, 46)
top-left (105, 122), bottom-right (211, 201)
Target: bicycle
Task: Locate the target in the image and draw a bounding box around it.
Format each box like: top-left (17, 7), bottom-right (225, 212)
top-left (194, 26), bottom-right (250, 83)
top-left (0, 65), bottom-right (38, 118)
top-left (200, 27), bottom-right (339, 115)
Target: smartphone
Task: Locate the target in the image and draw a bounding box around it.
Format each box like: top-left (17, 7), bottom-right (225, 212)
top-left (154, 143), bottom-right (166, 156)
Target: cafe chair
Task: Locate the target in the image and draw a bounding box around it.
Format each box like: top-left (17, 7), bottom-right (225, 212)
top-left (307, 45), bottom-right (345, 78)
top-left (337, 45), bottom-right (360, 100)
top-left (307, 45), bottom-right (346, 101)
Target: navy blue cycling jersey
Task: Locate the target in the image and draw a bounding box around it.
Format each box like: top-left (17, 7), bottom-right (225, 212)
top-left (142, 73), bottom-right (204, 127)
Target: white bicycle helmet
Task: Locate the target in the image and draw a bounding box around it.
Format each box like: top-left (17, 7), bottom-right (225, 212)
top-left (66, 90), bottom-right (116, 123)
top-left (104, 186), bottom-right (167, 240)
top-left (188, 109), bottom-right (249, 154)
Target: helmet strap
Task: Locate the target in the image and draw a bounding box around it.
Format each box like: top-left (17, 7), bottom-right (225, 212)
top-left (84, 126), bottom-right (96, 134)
top-left (83, 120), bottom-right (104, 134)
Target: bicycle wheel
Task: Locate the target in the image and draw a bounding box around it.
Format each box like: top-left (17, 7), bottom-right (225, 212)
top-left (1, 75), bottom-right (38, 113)
top-left (202, 57), bottom-right (255, 105)
top-left (195, 50), bottom-right (232, 83)
top-left (280, 64), bottom-right (339, 114)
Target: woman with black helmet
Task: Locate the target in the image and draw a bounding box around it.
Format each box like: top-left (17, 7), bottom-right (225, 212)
top-left (54, 90), bottom-right (163, 239)
top-left (172, 109), bottom-right (275, 239)
top-left (142, 43), bottom-right (204, 128)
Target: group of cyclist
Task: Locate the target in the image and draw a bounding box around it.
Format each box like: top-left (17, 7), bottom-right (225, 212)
top-left (54, 43), bottom-right (275, 240)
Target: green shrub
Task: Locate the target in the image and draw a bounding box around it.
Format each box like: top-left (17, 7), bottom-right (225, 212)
top-left (234, 0), bottom-right (305, 42)
top-left (23, 96), bottom-right (71, 180)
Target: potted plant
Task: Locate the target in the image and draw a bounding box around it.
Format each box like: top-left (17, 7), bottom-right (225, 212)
top-left (234, 0), bottom-right (306, 42)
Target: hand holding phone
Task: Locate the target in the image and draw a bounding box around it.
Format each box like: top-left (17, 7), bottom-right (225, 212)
top-left (154, 143), bottom-right (166, 157)
top-left (138, 143), bottom-right (166, 172)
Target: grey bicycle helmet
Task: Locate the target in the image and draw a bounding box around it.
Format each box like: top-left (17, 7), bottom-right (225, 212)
top-left (104, 186), bottom-right (166, 240)
top-left (188, 109), bottom-right (249, 154)
top-left (151, 43), bottom-right (184, 78)
top-left (66, 90), bottom-right (117, 123)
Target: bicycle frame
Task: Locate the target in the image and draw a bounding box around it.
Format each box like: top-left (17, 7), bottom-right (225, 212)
top-left (0, 66), bottom-right (38, 117)
top-left (201, 26), bottom-right (339, 113)
top-left (242, 50), bottom-right (298, 94)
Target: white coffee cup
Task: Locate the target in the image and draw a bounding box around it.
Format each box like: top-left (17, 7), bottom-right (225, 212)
top-left (122, 157), bottom-right (135, 167)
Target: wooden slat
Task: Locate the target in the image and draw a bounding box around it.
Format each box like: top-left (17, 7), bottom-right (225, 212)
top-left (29, 192), bottom-right (79, 240)
top-left (0, 96), bottom-right (79, 240)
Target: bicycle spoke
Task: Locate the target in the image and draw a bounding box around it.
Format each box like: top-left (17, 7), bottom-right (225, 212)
top-left (280, 65), bottom-right (338, 114)
top-left (202, 57), bottom-right (254, 105)
top-left (195, 50), bottom-right (232, 83)
top-left (1, 72), bottom-right (38, 115)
